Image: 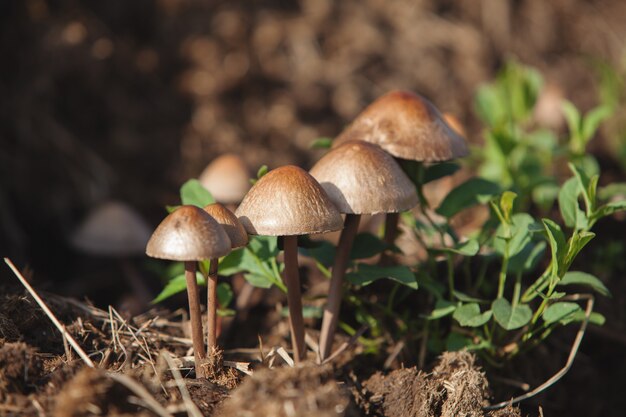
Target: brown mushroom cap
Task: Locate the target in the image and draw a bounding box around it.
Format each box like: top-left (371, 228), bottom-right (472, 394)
top-left (71, 201), bottom-right (151, 256)
top-left (199, 154), bottom-right (251, 204)
top-left (146, 205), bottom-right (231, 261)
top-left (203, 203), bottom-right (249, 249)
top-left (235, 165), bottom-right (343, 236)
top-left (310, 141), bottom-right (419, 215)
top-left (333, 90), bottom-right (468, 161)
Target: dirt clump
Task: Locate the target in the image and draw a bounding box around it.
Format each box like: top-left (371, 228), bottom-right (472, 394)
top-left (0, 342), bottom-right (43, 397)
top-left (52, 367), bottom-right (152, 417)
top-left (363, 351), bottom-right (520, 417)
top-left (219, 364), bottom-right (356, 417)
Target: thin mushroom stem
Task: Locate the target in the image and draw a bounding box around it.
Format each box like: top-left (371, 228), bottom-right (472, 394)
top-left (184, 261), bottom-right (206, 378)
top-left (206, 257), bottom-right (219, 355)
top-left (283, 235), bottom-right (306, 363)
top-left (380, 212), bottom-right (400, 265)
top-left (319, 213), bottom-right (361, 361)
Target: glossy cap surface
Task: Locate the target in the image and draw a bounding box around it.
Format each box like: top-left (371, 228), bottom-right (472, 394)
top-left (235, 165), bottom-right (343, 236)
top-left (146, 205), bottom-right (231, 261)
top-left (310, 141), bottom-right (418, 214)
top-left (334, 90), bottom-right (468, 161)
top-left (199, 154), bottom-right (251, 204)
top-left (203, 203), bottom-right (249, 249)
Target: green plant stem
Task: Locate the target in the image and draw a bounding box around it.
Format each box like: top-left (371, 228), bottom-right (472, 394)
top-left (206, 258), bottom-right (219, 354)
top-left (184, 261), bottom-right (206, 378)
top-left (447, 254), bottom-right (455, 301)
top-left (512, 272), bottom-right (522, 308)
top-left (497, 244), bottom-right (509, 299)
top-left (319, 213), bottom-right (361, 361)
top-left (283, 235), bottom-right (306, 363)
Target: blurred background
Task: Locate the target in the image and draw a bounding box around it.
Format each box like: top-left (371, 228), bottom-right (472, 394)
top-left (2, 0), bottom-right (626, 299)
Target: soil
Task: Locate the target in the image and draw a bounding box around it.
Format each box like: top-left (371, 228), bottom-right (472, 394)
top-left (0, 282), bottom-right (525, 417)
top-left (2, 1), bottom-right (626, 416)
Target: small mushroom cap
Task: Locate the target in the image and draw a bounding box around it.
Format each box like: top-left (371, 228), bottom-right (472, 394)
top-left (333, 90), bottom-right (469, 161)
top-left (199, 154), bottom-right (251, 204)
top-left (203, 203), bottom-right (249, 249)
top-left (146, 205), bottom-right (231, 261)
top-left (71, 201), bottom-right (151, 256)
top-left (235, 165), bottom-right (343, 236)
top-left (310, 141), bottom-right (418, 215)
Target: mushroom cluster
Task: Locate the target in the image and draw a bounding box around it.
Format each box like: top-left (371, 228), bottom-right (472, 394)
top-left (145, 89), bottom-right (467, 374)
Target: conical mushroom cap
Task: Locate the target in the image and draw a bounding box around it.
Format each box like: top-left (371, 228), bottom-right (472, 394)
top-left (310, 141), bottom-right (419, 215)
top-left (203, 203), bottom-right (249, 249)
top-left (71, 201), bottom-right (151, 256)
top-left (333, 90), bottom-right (468, 162)
top-left (146, 205), bottom-right (231, 261)
top-left (199, 154), bottom-right (251, 204)
top-left (235, 165), bottom-right (343, 236)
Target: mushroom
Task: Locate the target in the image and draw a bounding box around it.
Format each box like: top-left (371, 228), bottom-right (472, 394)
top-left (199, 154), bottom-right (252, 206)
top-left (202, 203), bottom-right (248, 354)
top-left (235, 165), bottom-right (342, 363)
top-left (310, 140), bottom-right (418, 360)
top-left (333, 90), bottom-right (469, 257)
top-left (146, 205), bottom-right (231, 378)
top-left (70, 201), bottom-right (153, 309)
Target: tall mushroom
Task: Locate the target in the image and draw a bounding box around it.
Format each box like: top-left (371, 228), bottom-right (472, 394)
top-left (333, 90), bottom-right (468, 255)
top-left (202, 203), bottom-right (248, 354)
top-left (199, 154), bottom-right (252, 206)
top-left (235, 165), bottom-right (343, 363)
top-left (146, 205), bottom-right (231, 378)
top-left (310, 140), bottom-right (419, 360)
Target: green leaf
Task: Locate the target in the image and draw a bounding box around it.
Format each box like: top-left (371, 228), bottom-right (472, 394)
top-left (500, 191), bottom-right (517, 222)
top-left (581, 105), bottom-right (612, 142)
top-left (299, 240), bottom-right (335, 267)
top-left (436, 178), bottom-right (501, 218)
top-left (346, 264), bottom-right (417, 289)
top-left (281, 305), bottom-right (323, 319)
top-left (563, 100), bottom-right (582, 144)
top-left (559, 271), bottom-right (610, 297)
top-left (492, 298), bottom-right (532, 330)
top-left (598, 183), bottom-right (626, 201)
top-left (569, 163), bottom-right (594, 215)
top-left (256, 165), bottom-right (268, 179)
top-left (592, 201), bottom-right (626, 221)
top-left (243, 272), bottom-right (274, 289)
top-left (494, 213), bottom-right (535, 257)
top-left (248, 235), bottom-right (278, 260)
top-left (543, 302), bottom-right (582, 324)
top-left (426, 300), bottom-right (457, 320)
top-left (508, 240), bottom-right (546, 274)
top-left (217, 282), bottom-right (233, 307)
top-left (542, 219), bottom-right (566, 278)
top-left (453, 303), bottom-right (493, 327)
top-left (423, 162), bottom-right (460, 184)
top-left (559, 177), bottom-right (581, 228)
top-left (152, 272), bottom-right (205, 304)
top-left (453, 291), bottom-right (488, 304)
top-left (350, 233), bottom-right (388, 259)
top-left (564, 231), bottom-right (595, 270)
top-left (180, 179), bottom-right (215, 207)
top-left (571, 310), bottom-right (605, 326)
top-left (310, 137), bottom-right (333, 149)
top-left (218, 248), bottom-right (246, 276)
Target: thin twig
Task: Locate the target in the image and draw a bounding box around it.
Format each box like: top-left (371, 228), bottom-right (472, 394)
top-left (161, 352), bottom-right (203, 417)
top-left (4, 258), bottom-right (95, 368)
top-left (322, 325), bottom-right (368, 365)
top-left (484, 293), bottom-right (594, 410)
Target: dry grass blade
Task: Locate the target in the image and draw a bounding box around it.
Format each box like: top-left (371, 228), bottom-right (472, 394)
top-left (4, 257), bottom-right (96, 368)
top-left (485, 293), bottom-right (594, 410)
top-left (161, 351), bottom-right (203, 417)
top-left (322, 324), bottom-right (368, 365)
top-left (107, 372), bottom-right (173, 417)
